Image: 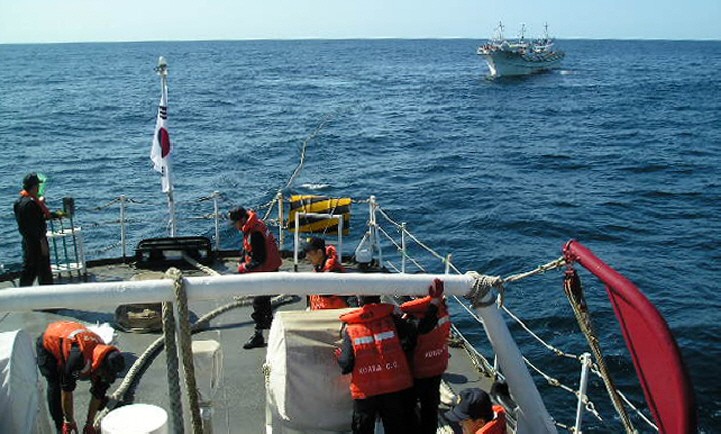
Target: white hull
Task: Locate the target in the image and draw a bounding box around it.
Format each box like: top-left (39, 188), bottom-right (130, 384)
top-left (481, 51), bottom-right (564, 78)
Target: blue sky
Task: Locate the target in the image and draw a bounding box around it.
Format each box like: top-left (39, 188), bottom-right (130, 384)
top-left (1, 0), bottom-right (719, 44)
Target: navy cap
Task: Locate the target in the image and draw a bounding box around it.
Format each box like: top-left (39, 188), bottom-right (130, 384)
top-left (303, 236), bottom-right (325, 252)
top-left (228, 207), bottom-right (247, 222)
top-left (445, 388), bottom-right (494, 423)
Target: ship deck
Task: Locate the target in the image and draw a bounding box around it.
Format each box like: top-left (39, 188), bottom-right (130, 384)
top-left (0, 255), bottom-right (497, 433)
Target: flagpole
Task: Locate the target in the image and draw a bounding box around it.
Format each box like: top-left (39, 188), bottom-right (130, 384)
top-left (155, 56), bottom-right (177, 237)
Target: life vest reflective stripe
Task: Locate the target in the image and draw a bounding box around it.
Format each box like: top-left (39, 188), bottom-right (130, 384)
top-left (242, 211), bottom-right (282, 272)
top-left (42, 321), bottom-right (102, 375)
top-left (400, 296), bottom-right (451, 378)
top-left (477, 405), bottom-right (507, 434)
top-left (340, 304), bottom-right (413, 399)
top-left (309, 245), bottom-right (348, 310)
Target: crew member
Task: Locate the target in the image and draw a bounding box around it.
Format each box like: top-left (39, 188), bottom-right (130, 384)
top-left (336, 295), bottom-right (418, 434)
top-left (444, 388), bottom-right (507, 434)
top-left (14, 173), bottom-right (55, 286)
top-left (303, 236), bottom-right (350, 310)
top-left (401, 278), bottom-right (450, 434)
top-left (36, 321), bottom-right (125, 434)
top-left (230, 207), bottom-right (283, 349)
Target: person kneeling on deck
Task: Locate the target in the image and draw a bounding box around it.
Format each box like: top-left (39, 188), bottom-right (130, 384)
top-left (230, 207), bottom-right (283, 349)
top-left (303, 236), bottom-right (351, 310)
top-left (336, 295), bottom-right (418, 434)
top-left (36, 321), bottom-right (125, 434)
top-left (445, 388), bottom-right (507, 434)
top-left (401, 278), bottom-right (450, 434)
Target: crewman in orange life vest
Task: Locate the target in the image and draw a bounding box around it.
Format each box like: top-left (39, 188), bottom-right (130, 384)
top-left (230, 207), bottom-right (283, 349)
top-left (303, 236), bottom-right (351, 310)
top-left (444, 388), bottom-right (507, 434)
top-left (401, 278), bottom-right (451, 434)
top-left (336, 294), bottom-right (419, 434)
top-left (36, 321), bottom-right (126, 434)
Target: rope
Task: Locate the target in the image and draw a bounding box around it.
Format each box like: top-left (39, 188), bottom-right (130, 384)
top-left (283, 115), bottom-right (334, 192)
top-left (465, 271), bottom-right (504, 308)
top-left (162, 299), bottom-right (185, 434)
top-left (166, 267), bottom-right (204, 434)
top-left (563, 267), bottom-right (637, 434)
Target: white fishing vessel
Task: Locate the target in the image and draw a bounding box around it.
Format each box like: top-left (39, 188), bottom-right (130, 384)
top-left (477, 23), bottom-right (565, 78)
top-left (0, 58), bottom-right (695, 434)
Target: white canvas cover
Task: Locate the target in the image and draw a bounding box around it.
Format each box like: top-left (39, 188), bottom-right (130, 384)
top-left (0, 329), bottom-right (47, 434)
top-left (266, 309), bottom-right (355, 432)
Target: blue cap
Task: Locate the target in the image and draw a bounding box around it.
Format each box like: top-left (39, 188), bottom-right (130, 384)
top-left (444, 388), bottom-right (494, 422)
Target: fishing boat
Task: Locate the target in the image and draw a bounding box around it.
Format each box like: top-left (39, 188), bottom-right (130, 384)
top-left (0, 58), bottom-right (695, 434)
top-left (477, 23), bottom-right (565, 78)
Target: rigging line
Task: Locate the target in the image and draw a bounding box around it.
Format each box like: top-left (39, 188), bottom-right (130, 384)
top-left (376, 204), bottom-right (462, 272)
top-left (586, 363), bottom-right (659, 430)
top-left (523, 356), bottom-right (604, 422)
top-left (502, 257), bottom-right (567, 283)
top-left (501, 305), bottom-right (579, 361)
top-left (375, 206), bottom-right (403, 229)
top-left (91, 197), bottom-right (122, 211)
top-left (283, 114), bottom-right (334, 192)
top-left (375, 225), bottom-right (426, 271)
top-left (563, 269), bottom-right (636, 433)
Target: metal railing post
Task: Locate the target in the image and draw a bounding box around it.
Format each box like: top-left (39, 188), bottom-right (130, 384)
top-left (119, 195), bottom-right (127, 259)
top-left (337, 216), bottom-right (343, 263)
top-left (212, 191), bottom-right (220, 252)
top-left (294, 217), bottom-right (300, 272)
top-left (574, 352), bottom-right (592, 434)
top-left (401, 222), bottom-right (407, 273)
top-left (369, 196), bottom-right (383, 268)
top-left (277, 190), bottom-right (284, 250)
top-left (445, 253), bottom-right (452, 274)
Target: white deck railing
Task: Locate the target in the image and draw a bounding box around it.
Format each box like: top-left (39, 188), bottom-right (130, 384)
top-left (0, 271), bottom-right (557, 434)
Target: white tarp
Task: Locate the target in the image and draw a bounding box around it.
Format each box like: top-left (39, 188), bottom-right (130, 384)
top-left (266, 309), bottom-right (355, 432)
top-left (0, 329), bottom-right (47, 434)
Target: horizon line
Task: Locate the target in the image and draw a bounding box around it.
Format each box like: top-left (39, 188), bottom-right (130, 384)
top-left (2, 35), bottom-right (721, 46)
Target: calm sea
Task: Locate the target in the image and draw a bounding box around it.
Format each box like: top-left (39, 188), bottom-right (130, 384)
top-left (1, 39), bottom-right (719, 432)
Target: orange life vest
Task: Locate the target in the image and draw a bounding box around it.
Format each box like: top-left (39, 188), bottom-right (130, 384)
top-left (42, 321), bottom-right (112, 377)
top-left (340, 304), bottom-right (413, 399)
top-left (241, 211), bottom-right (282, 272)
top-left (477, 405), bottom-right (507, 434)
top-left (400, 296), bottom-right (451, 378)
top-left (320, 245), bottom-right (344, 273)
top-left (309, 245), bottom-right (349, 310)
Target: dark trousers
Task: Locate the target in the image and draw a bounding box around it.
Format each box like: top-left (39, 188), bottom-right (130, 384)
top-left (414, 375), bottom-right (442, 434)
top-left (36, 336), bottom-right (63, 431)
top-left (251, 295), bottom-right (273, 330)
top-left (20, 239), bottom-right (53, 286)
top-left (352, 388), bottom-right (418, 434)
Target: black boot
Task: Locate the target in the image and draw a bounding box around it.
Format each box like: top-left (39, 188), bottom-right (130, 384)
top-left (243, 330), bottom-right (265, 349)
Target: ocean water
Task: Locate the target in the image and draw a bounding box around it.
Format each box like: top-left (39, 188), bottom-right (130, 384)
top-left (1, 39), bottom-right (720, 432)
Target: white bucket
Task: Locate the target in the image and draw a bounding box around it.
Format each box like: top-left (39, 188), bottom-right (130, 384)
top-left (101, 403), bottom-right (168, 434)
